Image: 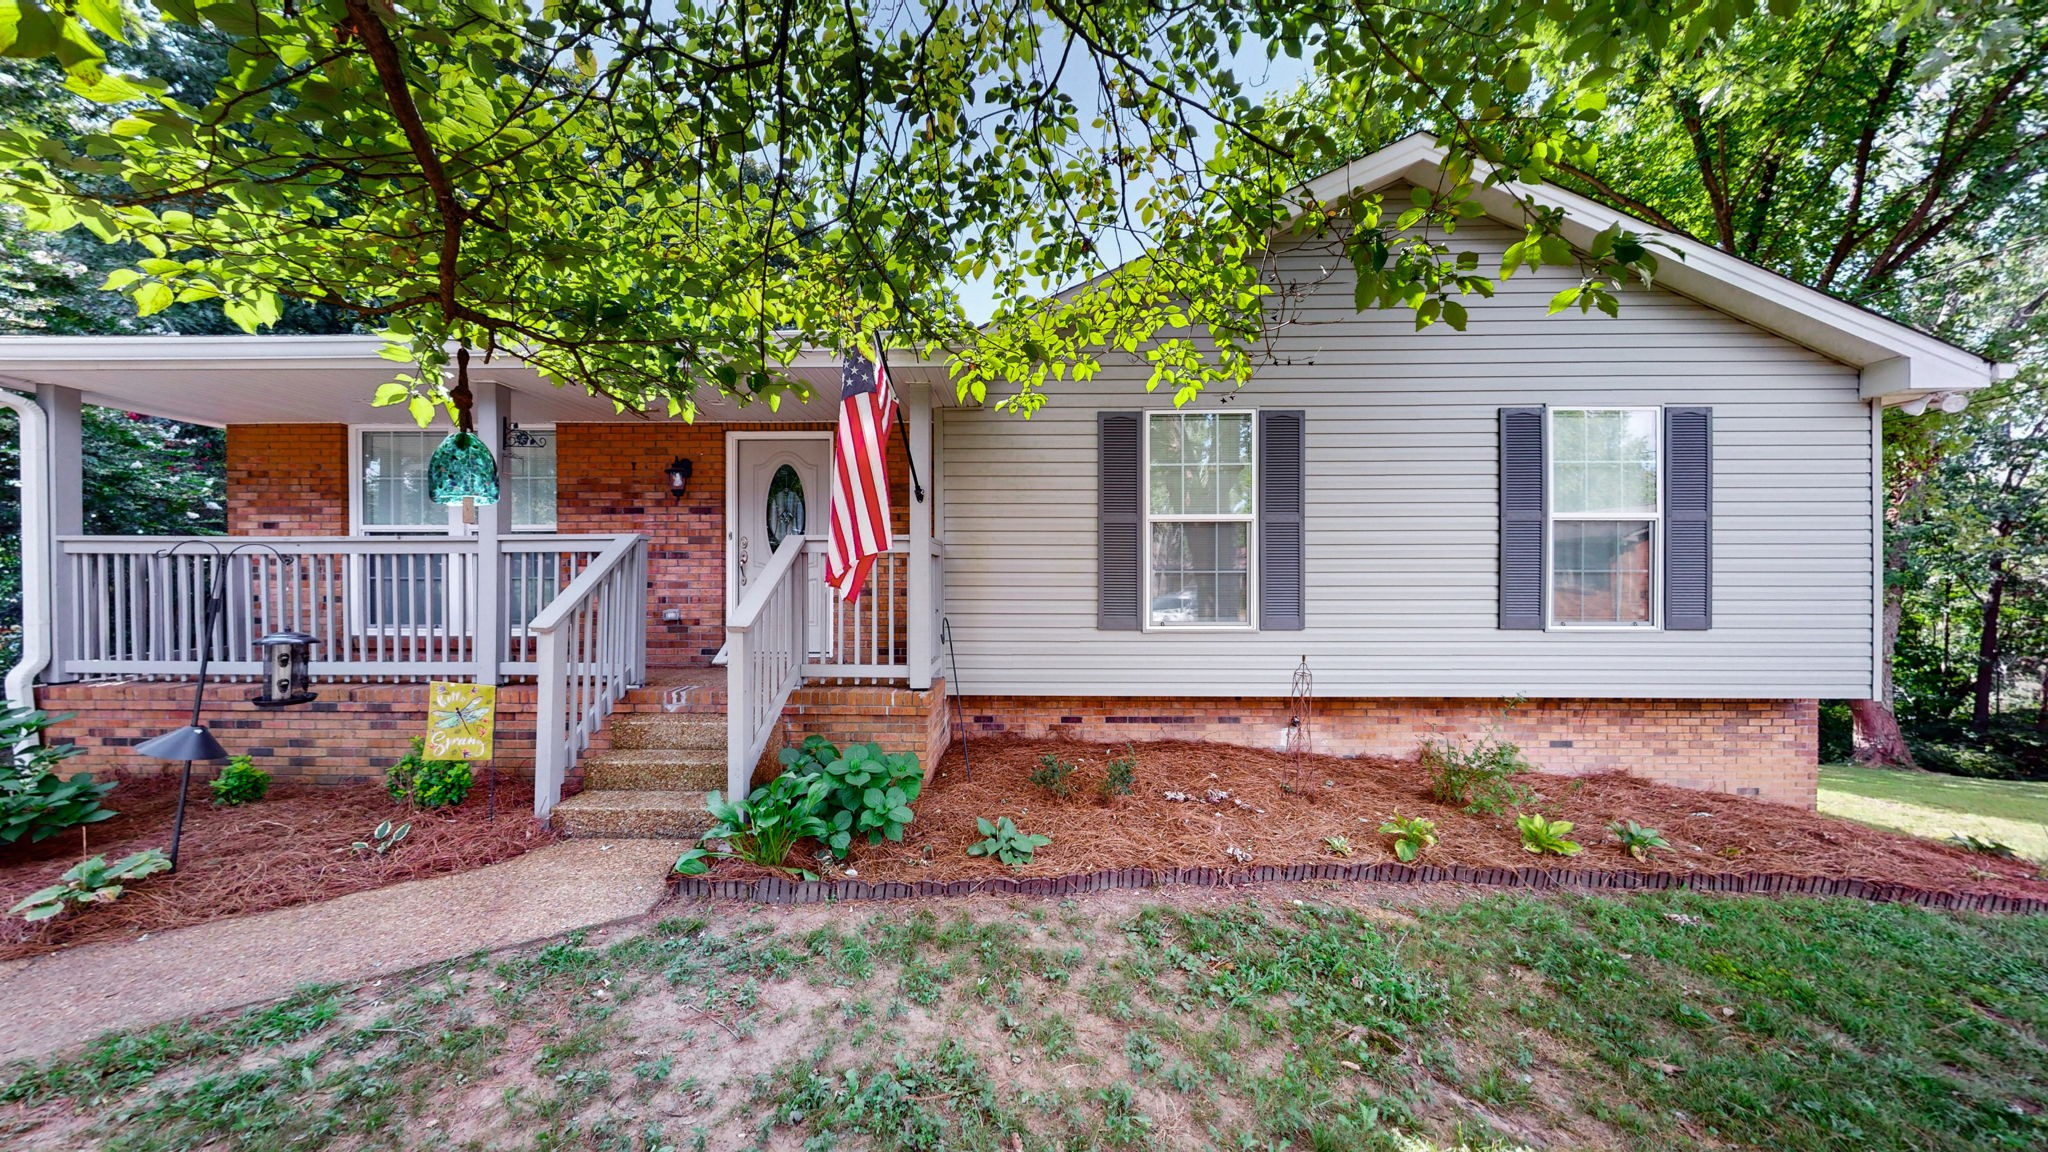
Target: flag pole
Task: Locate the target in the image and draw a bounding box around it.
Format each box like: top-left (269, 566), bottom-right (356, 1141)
top-left (875, 344), bottom-right (925, 503)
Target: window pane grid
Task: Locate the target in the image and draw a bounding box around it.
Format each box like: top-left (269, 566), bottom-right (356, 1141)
top-left (1146, 412), bottom-right (1255, 629)
top-left (1548, 408), bottom-right (1660, 628)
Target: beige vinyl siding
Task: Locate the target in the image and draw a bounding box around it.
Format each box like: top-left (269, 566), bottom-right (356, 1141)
top-left (936, 211), bottom-right (1875, 700)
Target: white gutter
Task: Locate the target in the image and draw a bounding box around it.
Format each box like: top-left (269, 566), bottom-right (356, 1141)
top-left (1, 387), bottom-right (50, 710)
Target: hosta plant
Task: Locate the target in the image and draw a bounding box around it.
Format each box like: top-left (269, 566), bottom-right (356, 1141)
top-left (353, 820), bottom-right (411, 856)
top-left (10, 850), bottom-right (172, 922)
top-left (1608, 820), bottom-right (1671, 861)
top-left (675, 772), bottom-right (832, 880)
top-left (967, 817), bottom-right (1051, 867)
top-left (1518, 814), bottom-right (1583, 857)
top-left (1378, 815), bottom-right (1439, 863)
top-left (0, 706), bottom-right (116, 844)
top-left (1323, 835), bottom-right (1353, 858)
top-left (779, 737), bottom-right (922, 858)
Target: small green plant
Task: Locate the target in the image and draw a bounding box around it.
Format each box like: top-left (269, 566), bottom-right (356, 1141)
top-left (966, 816), bottom-right (1051, 866)
top-left (210, 754), bottom-right (271, 806)
top-left (386, 738), bottom-right (472, 808)
top-left (1378, 814), bottom-right (1439, 862)
top-left (1518, 814), bottom-right (1583, 857)
top-left (352, 819), bottom-right (411, 855)
top-left (0, 706), bottom-right (116, 843)
top-left (1946, 833), bottom-right (2020, 860)
top-left (1323, 834), bottom-right (1353, 857)
top-left (1028, 754), bottom-right (1077, 799)
top-left (674, 771), bottom-right (832, 879)
top-left (9, 849), bottom-right (171, 922)
top-left (1608, 820), bottom-right (1671, 861)
top-left (1421, 729), bottom-right (1532, 815)
top-left (778, 736), bottom-right (922, 858)
top-left (1099, 748), bottom-right (1137, 799)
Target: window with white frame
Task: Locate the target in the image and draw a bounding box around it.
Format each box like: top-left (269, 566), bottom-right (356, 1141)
top-left (355, 426), bottom-right (556, 534)
top-left (1549, 408), bottom-right (1659, 627)
top-left (1146, 411), bottom-right (1255, 628)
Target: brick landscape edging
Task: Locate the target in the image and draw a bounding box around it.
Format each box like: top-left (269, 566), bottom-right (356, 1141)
top-left (669, 862), bottom-right (2048, 915)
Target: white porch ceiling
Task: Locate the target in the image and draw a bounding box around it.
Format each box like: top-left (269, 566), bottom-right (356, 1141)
top-left (0, 335), bottom-right (958, 427)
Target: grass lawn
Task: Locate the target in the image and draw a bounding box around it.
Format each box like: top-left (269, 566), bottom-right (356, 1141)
top-left (2, 889), bottom-right (2043, 1152)
top-left (1819, 764), bottom-right (2048, 862)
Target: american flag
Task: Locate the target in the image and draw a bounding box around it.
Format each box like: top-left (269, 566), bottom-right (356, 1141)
top-left (824, 348), bottom-right (898, 602)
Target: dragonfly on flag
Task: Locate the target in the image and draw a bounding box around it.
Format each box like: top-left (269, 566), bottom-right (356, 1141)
top-left (824, 346), bottom-right (898, 602)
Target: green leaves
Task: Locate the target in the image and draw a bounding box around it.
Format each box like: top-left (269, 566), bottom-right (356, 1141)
top-left (778, 736), bottom-right (922, 858)
top-left (9, 848), bottom-right (170, 922)
top-left (966, 816), bottom-right (1050, 866)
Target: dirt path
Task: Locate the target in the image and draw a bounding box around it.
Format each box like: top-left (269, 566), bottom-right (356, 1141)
top-left (0, 839), bottom-right (677, 1066)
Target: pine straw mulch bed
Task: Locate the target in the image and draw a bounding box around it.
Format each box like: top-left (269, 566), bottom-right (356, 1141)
top-left (691, 738), bottom-right (2048, 905)
top-left (0, 774), bottom-right (553, 961)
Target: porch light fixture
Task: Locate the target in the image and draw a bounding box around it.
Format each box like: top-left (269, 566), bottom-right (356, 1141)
top-left (665, 456), bottom-right (693, 500)
top-left (252, 630), bottom-right (318, 708)
top-left (429, 346), bottom-right (500, 506)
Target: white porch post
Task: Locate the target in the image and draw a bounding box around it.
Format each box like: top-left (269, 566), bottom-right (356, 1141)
top-left (471, 381), bottom-right (513, 685)
top-left (36, 384), bottom-right (82, 684)
top-left (904, 382), bottom-right (934, 690)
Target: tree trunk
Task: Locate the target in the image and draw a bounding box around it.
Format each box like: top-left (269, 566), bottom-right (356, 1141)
top-left (1849, 699), bottom-right (1914, 765)
top-left (1851, 503), bottom-right (1917, 767)
top-left (1973, 556), bottom-right (2008, 730)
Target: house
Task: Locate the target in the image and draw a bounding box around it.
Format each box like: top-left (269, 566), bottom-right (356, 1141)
top-left (0, 137), bottom-right (2006, 829)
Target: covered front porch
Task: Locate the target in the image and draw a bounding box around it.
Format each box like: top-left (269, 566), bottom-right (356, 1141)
top-left (2, 335), bottom-right (950, 820)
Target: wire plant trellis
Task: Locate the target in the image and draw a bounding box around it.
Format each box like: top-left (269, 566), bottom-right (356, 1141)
top-left (1283, 655), bottom-right (1313, 792)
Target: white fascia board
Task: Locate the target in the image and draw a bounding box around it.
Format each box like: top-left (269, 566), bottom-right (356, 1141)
top-left (1289, 135), bottom-right (2004, 396)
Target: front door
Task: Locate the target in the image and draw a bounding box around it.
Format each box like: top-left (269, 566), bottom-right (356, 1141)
top-left (730, 434), bottom-right (832, 607)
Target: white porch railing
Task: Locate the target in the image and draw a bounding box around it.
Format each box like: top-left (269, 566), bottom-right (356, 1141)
top-left (725, 536), bottom-right (809, 800)
top-left (531, 534), bottom-right (648, 816)
top-left (54, 535), bottom-right (617, 681)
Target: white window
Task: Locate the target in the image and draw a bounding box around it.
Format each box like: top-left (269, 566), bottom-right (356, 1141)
top-left (1146, 411), bottom-right (1255, 629)
top-left (353, 425), bottom-right (556, 534)
top-left (1548, 407), bottom-right (1659, 628)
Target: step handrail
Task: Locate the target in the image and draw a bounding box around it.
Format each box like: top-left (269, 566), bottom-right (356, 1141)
top-left (725, 535), bottom-right (808, 798)
top-left (532, 534), bottom-right (648, 816)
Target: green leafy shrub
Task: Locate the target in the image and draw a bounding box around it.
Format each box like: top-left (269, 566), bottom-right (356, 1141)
top-left (386, 738), bottom-right (472, 808)
top-left (0, 707), bottom-right (115, 844)
top-left (1378, 814), bottom-right (1439, 863)
top-left (778, 736), bottom-right (922, 858)
top-left (1608, 820), bottom-right (1670, 861)
top-left (1028, 754), bottom-right (1077, 799)
top-left (1421, 729), bottom-right (1531, 815)
top-left (1517, 814), bottom-right (1582, 857)
top-left (210, 754), bottom-right (270, 806)
top-left (1100, 748), bottom-right (1137, 799)
top-left (352, 819), bottom-right (411, 856)
top-left (966, 816), bottom-right (1050, 866)
top-left (1946, 833), bottom-right (2019, 860)
top-left (675, 772), bottom-right (831, 879)
top-left (9, 849), bottom-right (171, 922)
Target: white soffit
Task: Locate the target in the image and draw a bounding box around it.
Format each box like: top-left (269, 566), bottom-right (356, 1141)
top-left (1295, 134), bottom-right (2006, 398)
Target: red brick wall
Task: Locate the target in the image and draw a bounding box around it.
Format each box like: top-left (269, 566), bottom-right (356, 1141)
top-left (226, 424), bottom-right (349, 535)
top-left (776, 678), bottom-right (953, 781)
top-left (956, 695), bottom-right (1820, 807)
top-left (554, 422), bottom-right (912, 669)
top-left (42, 680), bottom-right (538, 786)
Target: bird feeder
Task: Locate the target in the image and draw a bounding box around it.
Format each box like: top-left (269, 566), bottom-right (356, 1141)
top-left (252, 629), bottom-right (318, 708)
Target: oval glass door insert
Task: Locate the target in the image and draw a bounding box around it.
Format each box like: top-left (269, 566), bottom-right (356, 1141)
top-left (765, 464), bottom-right (806, 549)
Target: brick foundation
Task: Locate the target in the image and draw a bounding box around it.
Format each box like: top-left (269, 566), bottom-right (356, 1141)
top-left (956, 696), bottom-right (1820, 808)
top-left (42, 679), bottom-right (539, 786)
top-left (776, 679), bottom-right (954, 780)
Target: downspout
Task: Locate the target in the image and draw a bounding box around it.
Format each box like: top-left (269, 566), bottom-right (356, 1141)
top-left (1, 387), bottom-right (51, 710)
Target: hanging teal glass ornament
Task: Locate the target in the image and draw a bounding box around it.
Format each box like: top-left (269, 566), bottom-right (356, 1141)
top-left (428, 347), bottom-right (499, 505)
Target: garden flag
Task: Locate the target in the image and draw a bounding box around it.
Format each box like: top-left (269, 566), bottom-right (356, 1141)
top-left (824, 347), bottom-right (899, 602)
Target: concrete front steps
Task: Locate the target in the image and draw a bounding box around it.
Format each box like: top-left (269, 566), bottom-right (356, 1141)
top-left (549, 712), bottom-right (726, 839)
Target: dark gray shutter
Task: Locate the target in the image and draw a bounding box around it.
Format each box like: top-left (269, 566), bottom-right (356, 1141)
top-left (1258, 410), bottom-right (1306, 631)
top-left (1663, 406), bottom-right (1713, 630)
top-left (1499, 407), bottom-right (1546, 629)
top-left (1098, 412), bottom-right (1142, 630)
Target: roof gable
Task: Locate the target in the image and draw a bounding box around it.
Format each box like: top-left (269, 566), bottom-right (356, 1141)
top-left (1294, 134), bottom-right (2006, 400)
